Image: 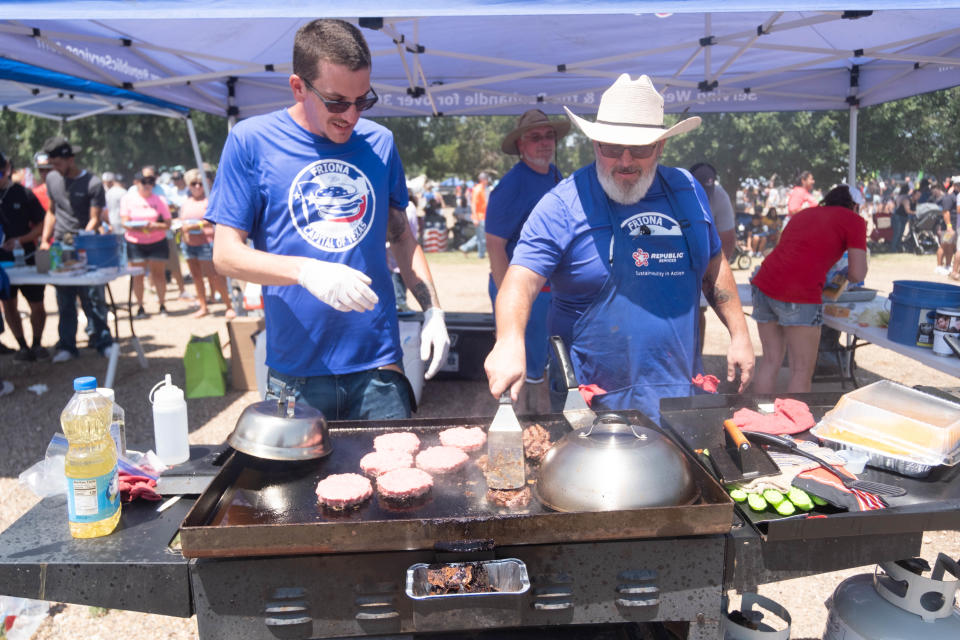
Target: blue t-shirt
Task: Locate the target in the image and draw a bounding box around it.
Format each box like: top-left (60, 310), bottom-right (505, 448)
top-left (485, 161), bottom-right (562, 259)
top-left (207, 110), bottom-right (408, 377)
top-left (512, 164), bottom-right (720, 345)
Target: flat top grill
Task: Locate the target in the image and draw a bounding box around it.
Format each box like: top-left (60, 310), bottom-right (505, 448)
top-left (180, 412), bottom-right (733, 558)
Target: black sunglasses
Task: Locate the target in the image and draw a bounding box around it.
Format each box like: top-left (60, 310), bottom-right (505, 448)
top-left (190, 181), bottom-right (203, 187)
top-left (141, 176), bottom-right (156, 185)
top-left (597, 142), bottom-right (659, 160)
top-left (302, 77), bottom-right (378, 114)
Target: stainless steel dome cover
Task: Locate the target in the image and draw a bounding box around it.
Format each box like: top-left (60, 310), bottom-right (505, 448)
top-left (228, 392), bottom-right (332, 461)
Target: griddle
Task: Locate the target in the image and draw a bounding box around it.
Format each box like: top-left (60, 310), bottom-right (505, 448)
top-left (660, 392), bottom-right (960, 542)
top-left (180, 412), bottom-right (734, 558)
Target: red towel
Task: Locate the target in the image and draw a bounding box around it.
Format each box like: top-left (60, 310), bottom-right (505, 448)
top-left (692, 374), bottom-right (720, 393)
top-left (118, 470), bottom-right (162, 502)
top-left (578, 384), bottom-right (606, 406)
top-left (733, 398), bottom-right (814, 435)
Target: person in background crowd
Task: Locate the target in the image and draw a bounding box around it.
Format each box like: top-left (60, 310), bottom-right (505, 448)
top-left (937, 180), bottom-right (958, 275)
top-left (485, 73), bottom-right (753, 423)
top-left (690, 162), bottom-right (736, 260)
top-left (179, 168), bottom-right (234, 318)
top-left (459, 171), bottom-right (489, 258)
top-left (486, 109), bottom-right (570, 412)
top-left (166, 169), bottom-right (189, 210)
top-left (39, 136), bottom-right (113, 362)
top-left (31, 152), bottom-right (53, 213)
top-left (207, 18), bottom-right (450, 420)
top-left (764, 174), bottom-right (781, 215)
top-left (122, 167), bottom-right (172, 318)
top-left (747, 210), bottom-right (771, 257)
top-left (0, 152), bottom-right (48, 361)
top-left (750, 185), bottom-right (867, 393)
top-left (102, 172), bottom-right (127, 234)
top-left (891, 184), bottom-right (917, 253)
top-left (763, 206), bottom-right (781, 248)
top-left (786, 170), bottom-right (818, 220)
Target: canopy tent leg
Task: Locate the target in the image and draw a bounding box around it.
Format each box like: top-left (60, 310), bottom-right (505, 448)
top-left (848, 104), bottom-right (858, 188)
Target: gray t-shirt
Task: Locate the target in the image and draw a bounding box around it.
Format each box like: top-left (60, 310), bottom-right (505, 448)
top-left (709, 182), bottom-right (735, 233)
top-left (46, 169), bottom-right (106, 241)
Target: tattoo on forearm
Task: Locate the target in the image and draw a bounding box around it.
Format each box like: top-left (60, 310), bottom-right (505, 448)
top-left (705, 286), bottom-right (732, 308)
top-left (387, 207), bottom-right (409, 243)
top-left (412, 281), bottom-right (439, 310)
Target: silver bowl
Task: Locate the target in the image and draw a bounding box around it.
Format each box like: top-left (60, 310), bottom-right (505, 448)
top-left (227, 395), bottom-right (332, 461)
top-left (536, 414), bottom-right (698, 512)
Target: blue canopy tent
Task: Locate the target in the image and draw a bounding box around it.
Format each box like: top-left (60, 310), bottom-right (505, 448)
top-left (1, 2), bottom-right (959, 182)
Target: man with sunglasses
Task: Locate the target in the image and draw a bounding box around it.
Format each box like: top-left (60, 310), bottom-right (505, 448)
top-left (39, 136), bottom-right (113, 362)
top-left (208, 19), bottom-right (449, 421)
top-left (485, 74), bottom-right (753, 423)
top-left (485, 109), bottom-right (570, 412)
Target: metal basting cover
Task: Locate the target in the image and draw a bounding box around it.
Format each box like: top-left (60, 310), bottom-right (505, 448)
top-left (179, 412), bottom-right (734, 558)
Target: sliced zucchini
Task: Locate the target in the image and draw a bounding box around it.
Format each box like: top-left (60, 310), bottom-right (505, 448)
top-left (728, 488), bottom-right (748, 502)
top-left (746, 492), bottom-right (768, 512)
top-left (762, 489), bottom-right (784, 506)
top-left (774, 499), bottom-right (796, 516)
top-left (788, 487), bottom-right (814, 511)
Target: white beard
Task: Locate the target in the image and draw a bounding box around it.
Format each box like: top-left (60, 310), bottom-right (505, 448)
top-left (597, 161), bottom-right (657, 205)
top-left (521, 151), bottom-right (551, 172)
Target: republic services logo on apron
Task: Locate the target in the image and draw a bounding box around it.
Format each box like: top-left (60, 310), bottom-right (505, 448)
top-left (288, 159), bottom-right (376, 252)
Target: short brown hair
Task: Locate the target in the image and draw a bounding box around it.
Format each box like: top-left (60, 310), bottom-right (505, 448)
top-left (293, 19), bottom-right (371, 83)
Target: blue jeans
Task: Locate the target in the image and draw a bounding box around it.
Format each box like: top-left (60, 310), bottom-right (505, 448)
top-left (267, 367), bottom-right (413, 420)
top-left (458, 221), bottom-right (486, 258)
top-left (891, 214), bottom-right (908, 252)
top-left (56, 285), bottom-right (113, 355)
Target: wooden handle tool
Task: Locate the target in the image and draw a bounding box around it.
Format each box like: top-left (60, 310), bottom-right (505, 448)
top-left (723, 419), bottom-right (751, 451)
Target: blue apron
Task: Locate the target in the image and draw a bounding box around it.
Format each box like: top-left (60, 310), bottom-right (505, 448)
top-left (568, 165), bottom-right (710, 423)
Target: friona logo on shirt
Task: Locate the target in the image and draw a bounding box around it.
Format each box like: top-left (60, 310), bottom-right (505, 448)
top-left (621, 211), bottom-right (682, 236)
top-left (288, 159), bottom-right (375, 252)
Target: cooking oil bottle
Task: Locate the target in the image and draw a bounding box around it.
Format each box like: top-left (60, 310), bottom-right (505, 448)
top-left (62, 376), bottom-right (121, 538)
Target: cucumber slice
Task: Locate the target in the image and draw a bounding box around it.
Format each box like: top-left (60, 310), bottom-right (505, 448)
top-left (788, 487), bottom-right (814, 511)
top-left (810, 495), bottom-right (829, 506)
top-left (746, 492), bottom-right (768, 512)
top-left (762, 489), bottom-right (784, 505)
top-left (728, 488), bottom-right (748, 502)
top-left (774, 499), bottom-right (796, 516)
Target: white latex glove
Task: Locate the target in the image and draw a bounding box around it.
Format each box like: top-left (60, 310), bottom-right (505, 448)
top-left (297, 259), bottom-right (378, 312)
top-left (420, 307), bottom-right (451, 379)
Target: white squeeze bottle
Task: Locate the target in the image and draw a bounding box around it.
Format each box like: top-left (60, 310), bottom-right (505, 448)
top-left (62, 376), bottom-right (121, 538)
top-left (150, 374), bottom-right (189, 466)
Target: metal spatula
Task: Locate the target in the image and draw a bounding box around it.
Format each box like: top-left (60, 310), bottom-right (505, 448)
top-left (486, 392), bottom-right (525, 489)
top-left (549, 336), bottom-right (596, 431)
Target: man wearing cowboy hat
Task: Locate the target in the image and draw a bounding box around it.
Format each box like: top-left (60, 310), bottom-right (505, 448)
top-left (485, 74), bottom-right (754, 423)
top-left (486, 109), bottom-right (570, 412)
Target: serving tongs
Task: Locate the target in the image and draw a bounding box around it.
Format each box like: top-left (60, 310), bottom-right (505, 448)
top-left (744, 431), bottom-right (907, 497)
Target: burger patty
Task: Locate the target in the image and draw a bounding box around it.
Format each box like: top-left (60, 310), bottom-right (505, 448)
top-left (315, 473), bottom-right (373, 510)
top-left (377, 467), bottom-right (434, 500)
top-left (522, 424), bottom-right (553, 462)
top-left (416, 446), bottom-right (469, 474)
top-left (438, 427), bottom-right (487, 453)
top-left (374, 431), bottom-right (421, 456)
top-left (486, 486), bottom-right (532, 509)
top-left (359, 450), bottom-right (414, 478)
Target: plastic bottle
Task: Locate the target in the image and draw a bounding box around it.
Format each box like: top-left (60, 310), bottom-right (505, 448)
top-left (62, 376), bottom-right (121, 538)
top-left (150, 374), bottom-right (189, 466)
top-left (97, 387), bottom-right (126, 457)
top-left (49, 241), bottom-right (62, 270)
top-left (12, 239), bottom-right (25, 267)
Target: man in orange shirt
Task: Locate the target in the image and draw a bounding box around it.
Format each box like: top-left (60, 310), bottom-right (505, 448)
top-left (460, 171), bottom-right (490, 258)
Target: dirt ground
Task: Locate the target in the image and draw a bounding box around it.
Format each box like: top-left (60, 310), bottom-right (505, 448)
top-left (0, 248), bottom-right (957, 639)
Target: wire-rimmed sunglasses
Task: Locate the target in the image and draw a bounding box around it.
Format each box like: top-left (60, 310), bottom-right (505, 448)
top-left (597, 142), bottom-right (659, 159)
top-left (302, 77), bottom-right (378, 114)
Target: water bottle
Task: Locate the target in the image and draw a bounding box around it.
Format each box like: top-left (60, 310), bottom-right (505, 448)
top-left (150, 374), bottom-right (189, 466)
top-left (62, 376), bottom-right (121, 538)
top-left (12, 239), bottom-right (25, 267)
top-left (97, 387), bottom-right (126, 457)
top-left (50, 241), bottom-right (62, 270)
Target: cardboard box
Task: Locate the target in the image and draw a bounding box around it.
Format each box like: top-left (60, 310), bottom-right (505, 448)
top-left (227, 316), bottom-right (265, 391)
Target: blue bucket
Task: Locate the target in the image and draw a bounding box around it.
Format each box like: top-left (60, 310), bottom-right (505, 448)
top-left (76, 234), bottom-right (120, 268)
top-left (887, 280), bottom-right (960, 346)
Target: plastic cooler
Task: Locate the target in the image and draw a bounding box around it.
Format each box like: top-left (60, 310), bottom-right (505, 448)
top-left (76, 234), bottom-right (121, 268)
top-left (433, 312), bottom-right (495, 381)
top-left (887, 280), bottom-right (960, 346)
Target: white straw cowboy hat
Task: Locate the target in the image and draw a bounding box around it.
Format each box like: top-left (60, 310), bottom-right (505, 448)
top-left (501, 108), bottom-right (571, 155)
top-left (564, 74), bottom-right (700, 146)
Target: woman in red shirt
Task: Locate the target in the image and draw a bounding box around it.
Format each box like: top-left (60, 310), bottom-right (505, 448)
top-left (121, 167), bottom-right (171, 317)
top-left (750, 185), bottom-right (868, 393)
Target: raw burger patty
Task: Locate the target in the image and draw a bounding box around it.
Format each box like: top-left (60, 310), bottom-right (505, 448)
top-left (377, 467), bottom-right (434, 500)
top-left (374, 431), bottom-right (421, 455)
top-left (316, 473), bottom-right (373, 509)
top-left (359, 450), bottom-right (414, 478)
top-left (416, 446), bottom-right (469, 474)
top-left (438, 427), bottom-right (487, 453)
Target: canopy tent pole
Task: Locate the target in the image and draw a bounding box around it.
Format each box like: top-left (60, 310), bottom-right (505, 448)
top-left (848, 104), bottom-right (858, 189)
top-left (184, 114), bottom-right (210, 194)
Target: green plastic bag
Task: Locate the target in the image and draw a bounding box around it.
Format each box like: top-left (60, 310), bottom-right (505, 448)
top-left (183, 333), bottom-right (227, 398)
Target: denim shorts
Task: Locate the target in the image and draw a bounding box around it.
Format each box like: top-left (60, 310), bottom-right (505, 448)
top-left (127, 238), bottom-right (169, 262)
top-left (267, 366), bottom-right (413, 421)
top-left (181, 241), bottom-right (213, 261)
top-left (751, 285), bottom-right (823, 327)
